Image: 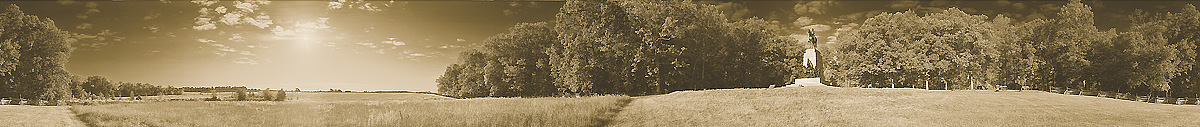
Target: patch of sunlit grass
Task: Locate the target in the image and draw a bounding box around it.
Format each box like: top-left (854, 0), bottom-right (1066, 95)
top-left (71, 93), bottom-right (630, 127)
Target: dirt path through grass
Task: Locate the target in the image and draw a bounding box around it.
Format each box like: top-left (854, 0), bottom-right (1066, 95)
top-left (0, 105), bottom-right (86, 127)
top-left (594, 97), bottom-right (636, 127)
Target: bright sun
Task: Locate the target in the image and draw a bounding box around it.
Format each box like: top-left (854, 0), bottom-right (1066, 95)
top-left (294, 32), bottom-right (322, 51)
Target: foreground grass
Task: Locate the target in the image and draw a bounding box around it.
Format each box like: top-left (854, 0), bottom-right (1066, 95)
top-left (0, 105), bottom-right (86, 127)
top-left (610, 87), bottom-right (1200, 127)
top-left (72, 94), bottom-right (631, 127)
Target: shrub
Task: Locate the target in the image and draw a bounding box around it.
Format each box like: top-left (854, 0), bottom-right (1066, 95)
top-left (236, 90), bottom-right (247, 101)
top-left (275, 91), bottom-right (286, 101)
top-left (261, 90), bottom-right (274, 101)
top-left (204, 96), bottom-right (221, 101)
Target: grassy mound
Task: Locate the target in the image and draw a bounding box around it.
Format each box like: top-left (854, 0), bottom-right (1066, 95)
top-left (610, 87), bottom-right (1200, 126)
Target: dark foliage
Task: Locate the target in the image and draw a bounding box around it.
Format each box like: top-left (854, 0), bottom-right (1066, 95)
top-left (438, 0), bottom-right (797, 98)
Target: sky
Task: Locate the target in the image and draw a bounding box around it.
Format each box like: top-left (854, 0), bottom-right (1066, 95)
top-left (3, 0), bottom-right (1197, 92)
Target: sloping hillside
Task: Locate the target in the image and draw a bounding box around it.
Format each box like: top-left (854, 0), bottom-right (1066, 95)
top-left (609, 87), bottom-right (1200, 126)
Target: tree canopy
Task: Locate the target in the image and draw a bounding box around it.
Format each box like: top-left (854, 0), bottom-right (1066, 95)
top-left (829, 0), bottom-right (1200, 97)
top-left (438, 0), bottom-right (797, 97)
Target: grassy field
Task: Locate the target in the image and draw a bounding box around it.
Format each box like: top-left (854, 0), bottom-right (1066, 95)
top-left (609, 87), bottom-right (1200, 127)
top-left (0, 105), bottom-right (86, 127)
top-left (71, 93), bottom-right (631, 127)
top-left (69, 87), bottom-right (1200, 127)
top-left (288, 92), bottom-right (455, 102)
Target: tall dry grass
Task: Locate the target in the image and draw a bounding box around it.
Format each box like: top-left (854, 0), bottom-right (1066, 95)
top-left (71, 94), bottom-right (630, 127)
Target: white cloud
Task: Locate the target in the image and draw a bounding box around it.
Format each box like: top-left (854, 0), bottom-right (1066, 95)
top-left (238, 51), bottom-right (255, 56)
top-left (57, 0), bottom-right (78, 5)
top-left (802, 24), bottom-right (832, 32)
top-left (143, 13), bottom-right (161, 20)
top-left (197, 38), bottom-right (217, 43)
top-left (193, 17), bottom-right (218, 30)
top-left (192, 0), bottom-right (273, 30)
top-left (191, 0), bottom-right (218, 6)
top-left (271, 18), bottom-right (331, 40)
top-left (143, 26), bottom-right (161, 33)
top-left (233, 57), bottom-right (258, 65)
top-left (76, 23), bottom-right (93, 30)
top-left (328, 1), bottom-right (345, 9)
top-left (193, 23), bottom-right (217, 31)
top-left (456, 38), bottom-right (466, 42)
top-left (328, 0), bottom-right (387, 12)
top-left (215, 6), bottom-right (228, 14)
top-left (85, 2), bottom-right (97, 8)
top-left (793, 17), bottom-right (814, 27)
top-left (296, 18), bottom-right (331, 30)
top-left (437, 44), bottom-right (463, 49)
top-left (76, 8), bottom-right (100, 19)
top-left (220, 13), bottom-right (245, 25)
top-left (69, 30), bottom-right (124, 49)
top-left (270, 26), bottom-right (295, 37)
top-left (381, 37), bottom-right (405, 46)
top-left (233, 1), bottom-right (264, 10)
top-left (509, 2), bottom-right (522, 7)
top-left (228, 33), bottom-right (245, 42)
top-left (199, 38), bottom-right (259, 64)
top-left (397, 50), bottom-right (435, 61)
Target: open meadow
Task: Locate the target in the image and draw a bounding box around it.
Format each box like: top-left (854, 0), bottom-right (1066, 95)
top-left (610, 87), bottom-right (1200, 127)
top-left (67, 87), bottom-right (1200, 127)
top-left (70, 92), bottom-right (631, 127)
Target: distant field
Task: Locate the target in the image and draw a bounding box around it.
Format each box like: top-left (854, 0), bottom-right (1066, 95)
top-left (135, 92), bottom-right (229, 100)
top-left (609, 87), bottom-right (1200, 127)
top-left (0, 105), bottom-right (85, 127)
top-left (289, 92), bottom-right (454, 102)
top-left (71, 93), bottom-right (630, 127)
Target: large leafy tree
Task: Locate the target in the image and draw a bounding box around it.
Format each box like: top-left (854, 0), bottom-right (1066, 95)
top-left (1046, 0), bottom-right (1100, 89)
top-left (553, 0), bottom-right (642, 95)
top-left (1122, 4), bottom-right (1200, 97)
top-left (993, 14), bottom-right (1045, 90)
top-left (436, 22), bottom-right (558, 98)
top-left (83, 76), bottom-right (116, 98)
top-left (0, 4), bottom-right (74, 101)
top-left (834, 8), bottom-right (995, 89)
top-left (481, 22), bottom-right (558, 97)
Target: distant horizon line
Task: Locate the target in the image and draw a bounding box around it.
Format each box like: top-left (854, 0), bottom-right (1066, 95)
top-left (175, 85), bottom-right (434, 92)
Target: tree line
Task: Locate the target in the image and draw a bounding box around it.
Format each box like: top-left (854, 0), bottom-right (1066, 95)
top-left (827, 0), bottom-right (1200, 98)
top-left (437, 0), bottom-right (815, 98)
top-left (0, 5), bottom-right (180, 101)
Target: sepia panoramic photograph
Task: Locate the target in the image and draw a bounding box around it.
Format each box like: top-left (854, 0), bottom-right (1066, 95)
top-left (1, 0), bottom-right (1199, 126)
